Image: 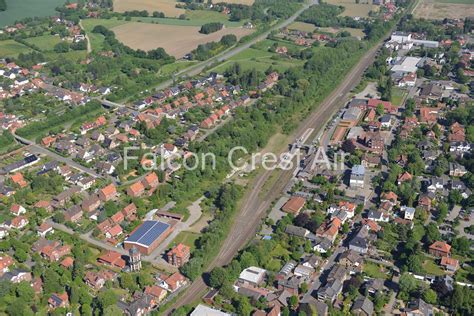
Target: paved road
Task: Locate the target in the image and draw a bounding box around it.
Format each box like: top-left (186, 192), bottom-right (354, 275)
top-left (13, 133), bottom-right (107, 181)
top-left (48, 220), bottom-right (129, 256)
top-left (163, 25), bottom-right (389, 314)
top-left (125, 0), bottom-right (319, 95)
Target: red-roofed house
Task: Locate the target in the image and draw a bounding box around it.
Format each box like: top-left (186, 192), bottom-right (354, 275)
top-left (164, 272), bottom-right (187, 292)
top-left (127, 181), bottom-right (145, 198)
top-left (105, 224), bottom-right (123, 239)
top-left (167, 243), bottom-right (190, 267)
top-left (97, 250), bottom-right (126, 269)
top-left (10, 173), bottom-right (27, 188)
top-left (122, 203), bottom-right (137, 221)
top-left (10, 204), bottom-right (26, 216)
top-left (440, 256), bottom-right (459, 273)
top-left (99, 184), bottom-right (117, 202)
top-left (397, 172), bottom-right (413, 185)
top-left (143, 172), bottom-right (159, 189)
top-left (429, 241), bottom-right (451, 258)
top-left (281, 197), bottom-right (306, 214)
top-left (367, 99), bottom-right (396, 113)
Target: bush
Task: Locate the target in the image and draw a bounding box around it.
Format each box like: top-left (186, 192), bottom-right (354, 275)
top-left (200, 22), bottom-right (224, 34)
top-left (54, 41), bottom-right (70, 53)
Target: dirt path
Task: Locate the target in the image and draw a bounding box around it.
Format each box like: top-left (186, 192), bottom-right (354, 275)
top-left (79, 20), bottom-right (92, 53)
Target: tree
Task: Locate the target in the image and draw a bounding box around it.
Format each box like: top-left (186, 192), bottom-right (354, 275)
top-left (54, 42), bottom-right (70, 53)
top-left (119, 273), bottom-right (137, 291)
top-left (209, 267), bottom-right (228, 289)
top-left (423, 288), bottom-right (437, 304)
top-left (376, 103), bottom-right (385, 116)
top-left (424, 223), bottom-right (440, 245)
top-left (233, 296), bottom-right (252, 316)
top-left (104, 305), bottom-right (124, 316)
top-left (97, 289), bottom-right (118, 312)
top-left (288, 295), bottom-right (298, 310)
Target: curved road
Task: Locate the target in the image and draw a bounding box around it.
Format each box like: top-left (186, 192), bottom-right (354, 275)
top-left (163, 34), bottom-right (388, 315)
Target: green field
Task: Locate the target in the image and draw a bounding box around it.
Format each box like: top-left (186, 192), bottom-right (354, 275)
top-left (0, 0), bottom-right (67, 27)
top-left (172, 231), bottom-right (200, 251)
top-left (210, 39), bottom-right (306, 74)
top-left (0, 39), bottom-right (32, 57)
top-left (131, 10), bottom-right (243, 27)
top-left (81, 18), bottom-right (129, 51)
top-left (288, 21), bottom-right (316, 32)
top-left (422, 258), bottom-right (445, 276)
top-left (363, 262), bottom-right (389, 279)
top-left (44, 50), bottom-right (88, 62)
top-left (24, 35), bottom-right (62, 51)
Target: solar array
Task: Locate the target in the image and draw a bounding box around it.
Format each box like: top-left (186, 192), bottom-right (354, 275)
top-left (125, 220), bottom-right (171, 247)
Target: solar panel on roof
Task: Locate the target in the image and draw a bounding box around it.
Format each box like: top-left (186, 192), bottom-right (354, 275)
top-left (126, 221), bottom-right (170, 247)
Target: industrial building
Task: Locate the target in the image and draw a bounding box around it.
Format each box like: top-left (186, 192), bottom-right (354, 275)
top-left (123, 220), bottom-right (173, 255)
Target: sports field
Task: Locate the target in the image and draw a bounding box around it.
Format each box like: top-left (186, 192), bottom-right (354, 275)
top-left (415, 0), bottom-right (474, 19)
top-left (0, 40), bottom-right (32, 57)
top-left (0, 0), bottom-right (66, 27)
top-left (113, 0), bottom-right (186, 17)
top-left (112, 23), bottom-right (253, 58)
top-left (325, 0), bottom-right (377, 18)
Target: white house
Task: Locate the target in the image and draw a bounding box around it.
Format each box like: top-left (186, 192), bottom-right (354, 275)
top-left (402, 206), bottom-right (416, 220)
top-left (350, 165), bottom-right (365, 188)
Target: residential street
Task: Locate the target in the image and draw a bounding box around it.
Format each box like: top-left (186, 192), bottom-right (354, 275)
top-left (164, 29), bottom-right (390, 314)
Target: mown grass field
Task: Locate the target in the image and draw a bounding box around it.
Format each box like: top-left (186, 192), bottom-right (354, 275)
top-left (363, 261), bottom-right (389, 279)
top-left (24, 35), bottom-right (62, 51)
top-left (172, 231), bottom-right (200, 251)
top-left (325, 0), bottom-right (378, 18)
top-left (0, 39), bottom-right (32, 57)
top-left (209, 38), bottom-right (307, 73)
top-left (0, 0), bottom-right (66, 27)
top-left (131, 12), bottom-right (243, 27)
top-left (288, 21), bottom-right (316, 32)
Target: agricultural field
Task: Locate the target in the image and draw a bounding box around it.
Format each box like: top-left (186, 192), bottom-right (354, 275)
top-left (0, 0), bottom-right (66, 27)
top-left (111, 22), bottom-right (253, 58)
top-left (0, 39), bottom-right (32, 57)
top-left (24, 35), bottom-right (63, 51)
top-left (415, 0), bottom-right (474, 19)
top-left (325, 0), bottom-right (378, 18)
top-left (113, 0), bottom-right (186, 17)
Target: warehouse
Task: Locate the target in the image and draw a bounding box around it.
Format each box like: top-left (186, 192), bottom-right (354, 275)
top-left (124, 220), bottom-right (173, 255)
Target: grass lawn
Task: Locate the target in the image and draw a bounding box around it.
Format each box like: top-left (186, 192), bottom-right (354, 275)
top-left (24, 35), bottom-right (62, 51)
top-left (391, 87), bottom-right (407, 107)
top-left (422, 258), bottom-right (445, 276)
top-left (172, 231), bottom-right (200, 251)
top-left (0, 40), bottom-right (32, 57)
top-left (44, 50), bottom-right (88, 62)
top-left (209, 45), bottom-right (303, 74)
top-left (160, 60), bottom-right (198, 76)
top-left (288, 21), bottom-right (316, 32)
top-left (363, 261), bottom-right (389, 279)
